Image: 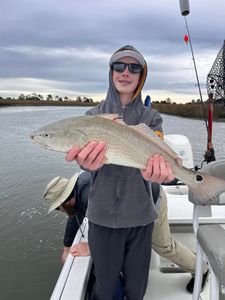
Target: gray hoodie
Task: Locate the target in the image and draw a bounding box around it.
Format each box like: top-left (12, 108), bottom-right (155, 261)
top-left (86, 45), bottom-right (162, 228)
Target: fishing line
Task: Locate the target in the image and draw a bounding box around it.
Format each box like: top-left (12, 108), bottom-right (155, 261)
top-left (183, 16), bottom-right (208, 133)
top-left (75, 214), bottom-right (85, 238)
top-left (180, 0), bottom-right (216, 165)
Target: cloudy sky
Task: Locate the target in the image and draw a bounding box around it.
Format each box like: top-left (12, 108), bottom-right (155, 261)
top-left (0, 0), bottom-right (224, 103)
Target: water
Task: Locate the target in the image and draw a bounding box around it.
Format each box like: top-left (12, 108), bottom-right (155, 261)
top-left (0, 106), bottom-right (225, 300)
top-left (162, 114), bottom-right (225, 166)
top-left (0, 106), bottom-right (88, 300)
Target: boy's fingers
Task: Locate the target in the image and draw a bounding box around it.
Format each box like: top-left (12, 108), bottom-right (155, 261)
top-left (65, 146), bottom-right (81, 162)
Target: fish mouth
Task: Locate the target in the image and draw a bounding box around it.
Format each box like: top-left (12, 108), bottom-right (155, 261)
top-left (29, 133), bottom-right (51, 150)
top-left (30, 133), bottom-right (35, 140)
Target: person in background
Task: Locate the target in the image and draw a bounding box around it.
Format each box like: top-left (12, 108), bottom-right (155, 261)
top-left (152, 188), bottom-right (209, 293)
top-left (43, 171), bottom-right (91, 263)
top-left (65, 44), bottom-right (174, 300)
top-left (144, 95), bottom-right (151, 109)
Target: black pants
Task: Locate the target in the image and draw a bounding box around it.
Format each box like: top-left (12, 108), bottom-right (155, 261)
top-left (88, 222), bottom-right (154, 300)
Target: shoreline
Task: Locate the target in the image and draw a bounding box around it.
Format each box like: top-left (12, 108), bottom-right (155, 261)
top-left (0, 100), bottom-right (98, 107)
top-left (1, 100), bottom-right (224, 122)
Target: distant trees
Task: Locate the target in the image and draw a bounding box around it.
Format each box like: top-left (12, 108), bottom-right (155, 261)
top-left (2, 93), bottom-right (223, 106)
top-left (0, 93), bottom-right (96, 103)
top-left (186, 99), bottom-right (202, 104)
top-left (152, 98), bottom-right (204, 105)
top-left (46, 94), bottom-right (53, 101)
top-left (18, 93), bottom-right (44, 101)
top-left (82, 96), bottom-right (93, 103)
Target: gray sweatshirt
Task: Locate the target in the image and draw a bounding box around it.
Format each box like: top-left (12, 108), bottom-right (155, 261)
top-left (86, 45), bottom-right (163, 228)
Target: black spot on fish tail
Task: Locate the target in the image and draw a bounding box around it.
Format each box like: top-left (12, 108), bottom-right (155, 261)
top-left (196, 175), bottom-right (203, 181)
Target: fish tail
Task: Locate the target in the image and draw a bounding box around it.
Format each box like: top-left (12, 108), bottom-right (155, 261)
top-left (188, 172), bottom-right (225, 205)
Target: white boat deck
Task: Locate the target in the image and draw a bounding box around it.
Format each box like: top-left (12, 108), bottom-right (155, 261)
top-left (145, 269), bottom-right (209, 300)
top-left (144, 232), bottom-right (210, 300)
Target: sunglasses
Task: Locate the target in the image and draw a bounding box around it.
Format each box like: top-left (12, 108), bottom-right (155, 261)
top-left (112, 62), bottom-right (143, 74)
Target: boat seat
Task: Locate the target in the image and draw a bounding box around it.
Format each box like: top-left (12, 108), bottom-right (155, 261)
top-left (197, 224), bottom-right (225, 286)
top-left (189, 159), bottom-right (225, 300)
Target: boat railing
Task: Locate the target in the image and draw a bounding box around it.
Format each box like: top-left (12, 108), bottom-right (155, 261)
top-left (50, 218), bottom-right (92, 300)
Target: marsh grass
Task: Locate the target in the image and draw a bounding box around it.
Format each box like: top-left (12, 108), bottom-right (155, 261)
top-left (152, 103), bottom-right (225, 121)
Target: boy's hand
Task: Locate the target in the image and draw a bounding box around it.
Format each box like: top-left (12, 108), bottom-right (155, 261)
top-left (65, 141), bottom-right (106, 171)
top-left (141, 155), bottom-right (174, 183)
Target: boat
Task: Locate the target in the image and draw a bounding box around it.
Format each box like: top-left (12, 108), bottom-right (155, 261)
top-left (49, 133), bottom-right (225, 300)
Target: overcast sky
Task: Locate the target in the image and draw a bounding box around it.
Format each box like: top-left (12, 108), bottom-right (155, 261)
top-left (0, 0), bottom-right (224, 103)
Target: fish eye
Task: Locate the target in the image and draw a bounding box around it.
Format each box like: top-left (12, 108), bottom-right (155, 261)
top-left (40, 132), bottom-right (51, 138)
top-left (196, 175), bottom-right (203, 181)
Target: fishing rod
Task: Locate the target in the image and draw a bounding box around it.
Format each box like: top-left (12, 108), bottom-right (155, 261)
top-left (183, 17), bottom-right (208, 130)
top-left (179, 0), bottom-right (215, 165)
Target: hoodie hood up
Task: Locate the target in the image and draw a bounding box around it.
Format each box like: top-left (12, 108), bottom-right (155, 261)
top-left (105, 45), bottom-right (148, 108)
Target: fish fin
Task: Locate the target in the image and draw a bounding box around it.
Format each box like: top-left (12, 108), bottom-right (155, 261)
top-left (114, 118), bottom-right (126, 125)
top-left (96, 114), bottom-right (127, 125)
top-left (129, 124), bottom-right (157, 137)
top-left (96, 114), bottom-right (120, 121)
top-left (175, 155), bottom-right (183, 167)
top-left (129, 123), bottom-right (182, 165)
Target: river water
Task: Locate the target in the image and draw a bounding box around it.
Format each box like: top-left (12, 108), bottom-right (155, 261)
top-left (0, 106), bottom-right (225, 300)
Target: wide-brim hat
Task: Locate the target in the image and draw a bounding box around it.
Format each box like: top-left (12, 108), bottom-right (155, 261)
top-left (43, 172), bottom-right (79, 214)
